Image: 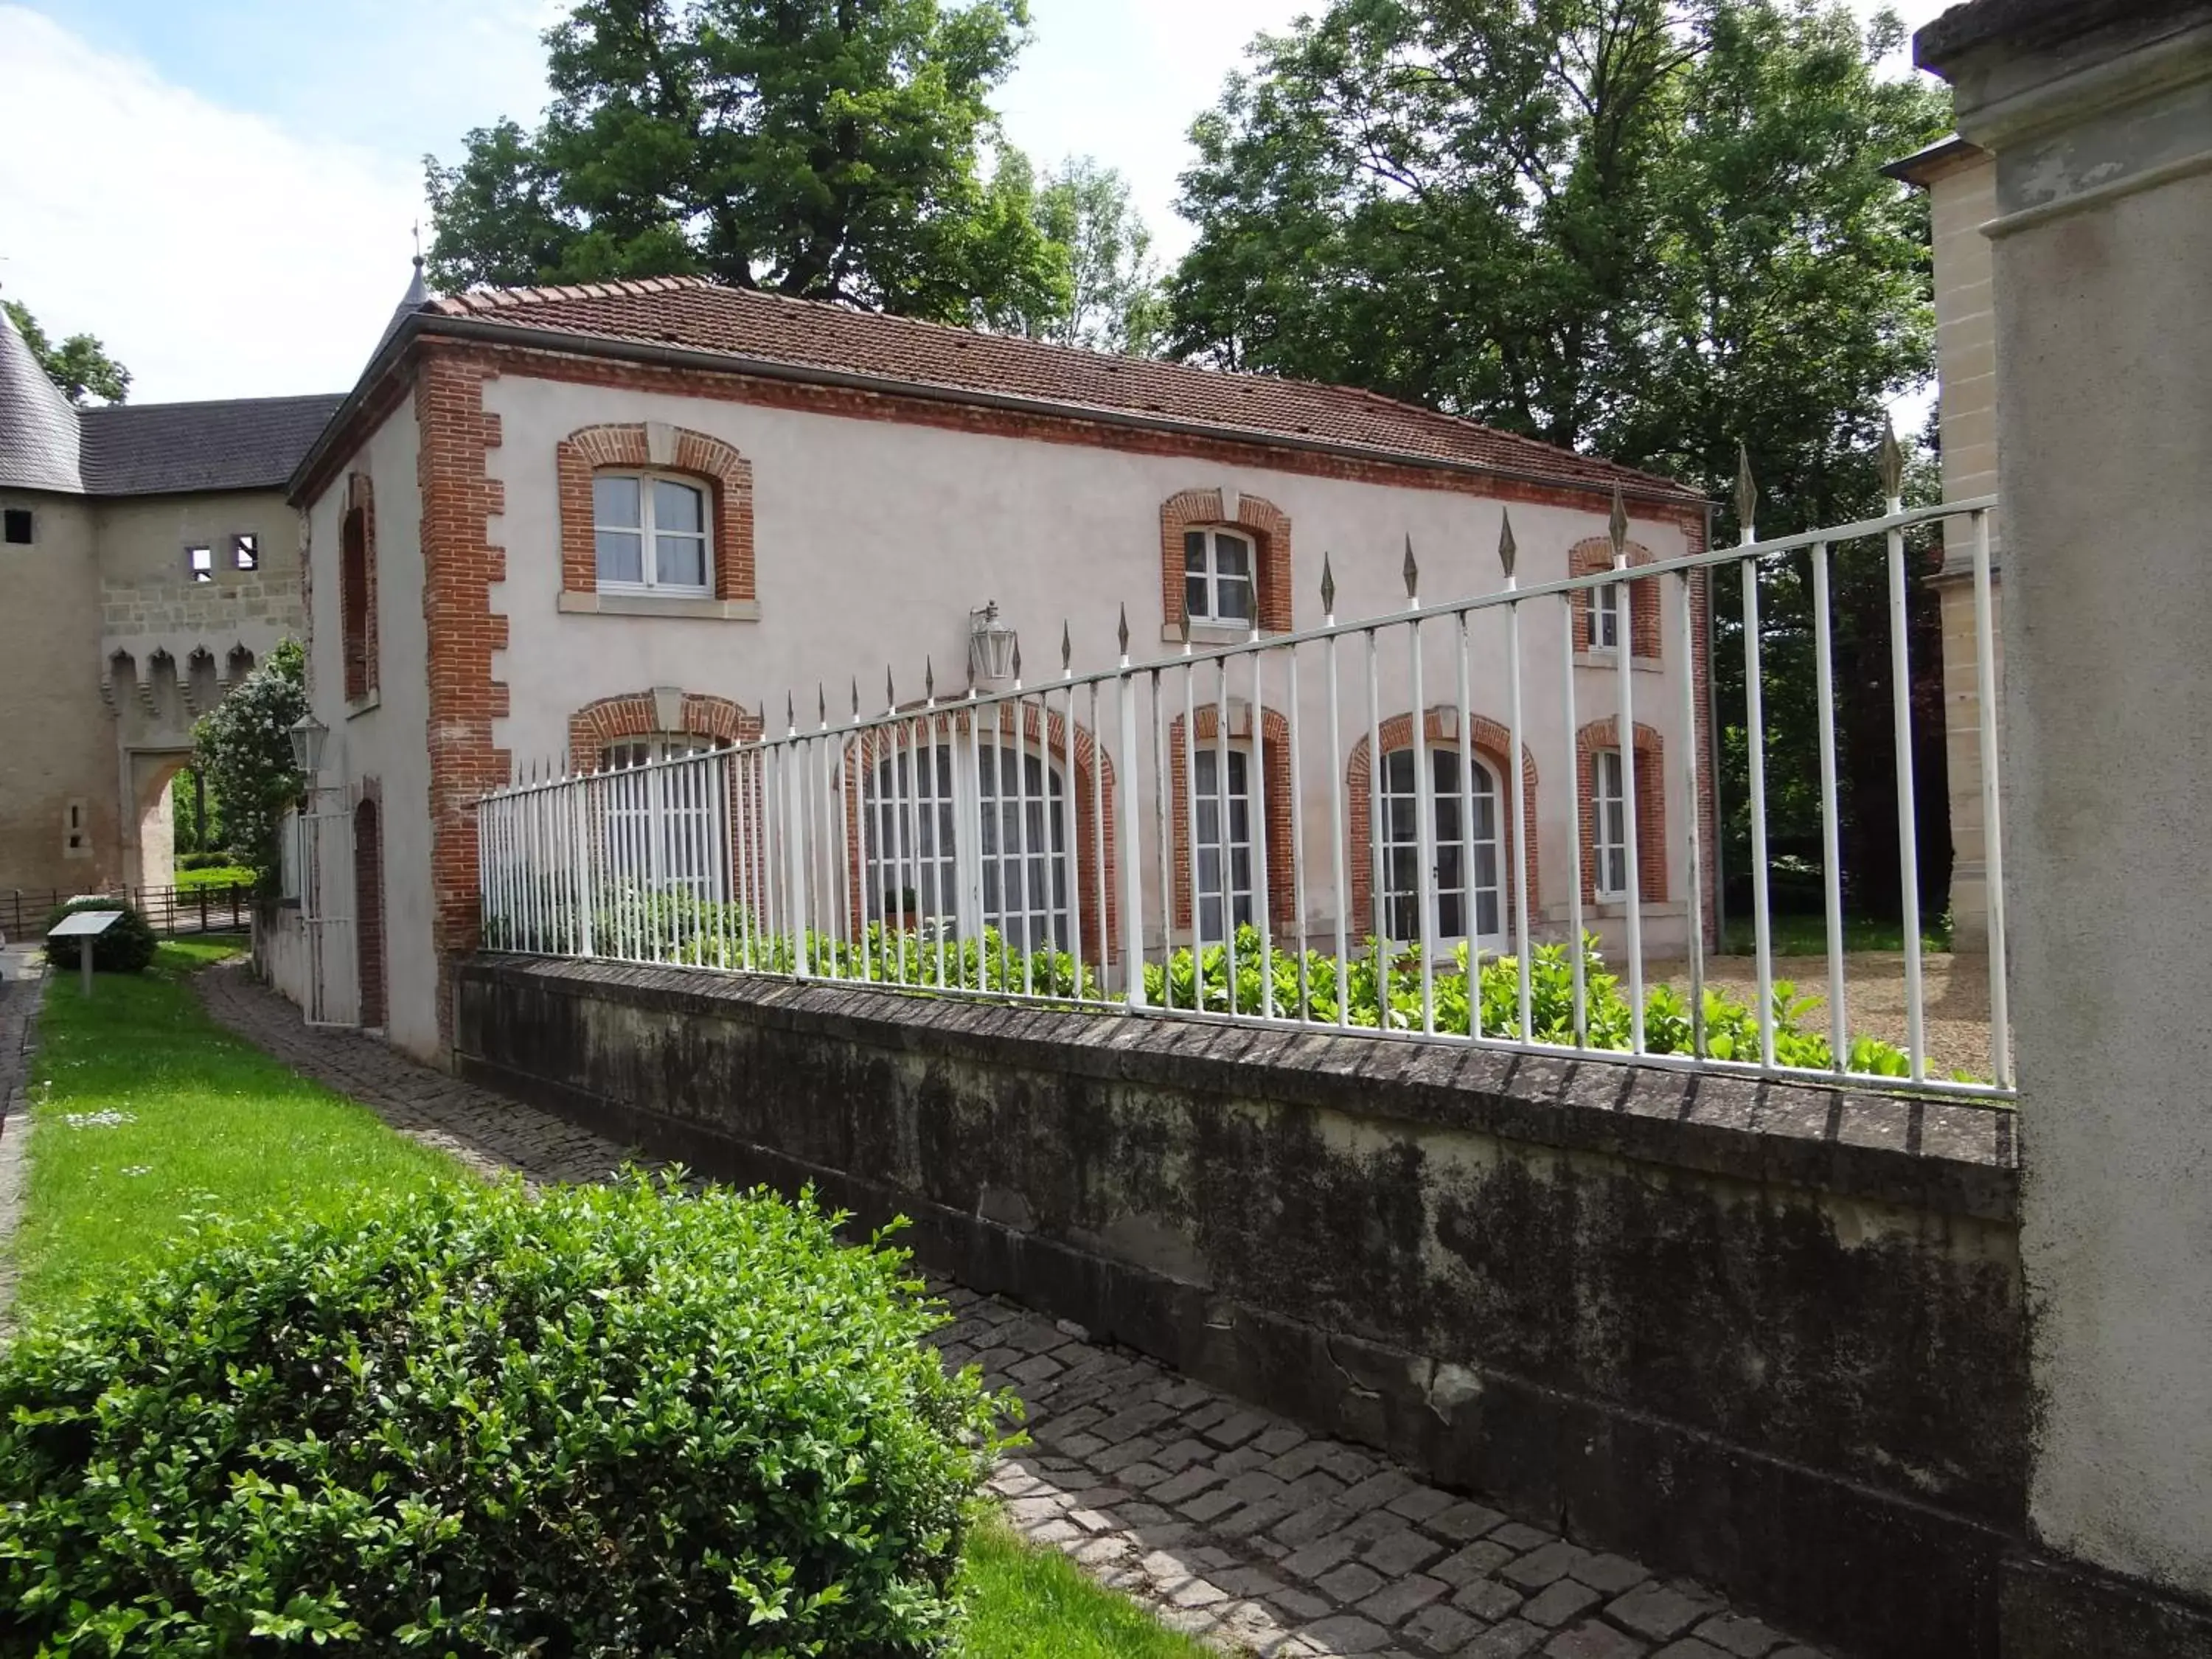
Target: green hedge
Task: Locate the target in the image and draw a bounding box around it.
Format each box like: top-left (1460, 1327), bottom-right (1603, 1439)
top-left (0, 1176), bottom-right (1005, 1654)
top-left (41, 896), bottom-right (157, 975)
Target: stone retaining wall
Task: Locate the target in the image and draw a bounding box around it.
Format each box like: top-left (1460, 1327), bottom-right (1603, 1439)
top-left (456, 955), bottom-right (2028, 1658)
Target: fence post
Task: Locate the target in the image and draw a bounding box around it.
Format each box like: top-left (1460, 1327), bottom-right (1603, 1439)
top-left (1116, 655), bottom-right (1146, 1009)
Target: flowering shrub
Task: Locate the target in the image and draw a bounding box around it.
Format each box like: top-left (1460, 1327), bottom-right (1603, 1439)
top-left (192, 638), bottom-right (307, 893)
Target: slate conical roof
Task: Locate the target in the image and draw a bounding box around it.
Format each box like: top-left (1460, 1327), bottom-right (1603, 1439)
top-left (0, 302), bottom-right (83, 493)
top-left (373, 255), bottom-right (432, 358)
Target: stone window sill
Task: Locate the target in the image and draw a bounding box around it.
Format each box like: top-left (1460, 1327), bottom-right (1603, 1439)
top-left (1573, 651), bottom-right (1664, 673)
top-left (560, 591), bottom-right (761, 622)
top-left (346, 690), bottom-right (380, 720)
top-left (1160, 622), bottom-right (1271, 647)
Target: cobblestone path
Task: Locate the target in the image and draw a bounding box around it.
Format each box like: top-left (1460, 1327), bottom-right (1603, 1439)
top-left (199, 961), bottom-right (1834, 1659)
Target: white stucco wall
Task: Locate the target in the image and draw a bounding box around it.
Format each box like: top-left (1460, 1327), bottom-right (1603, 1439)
top-left (484, 375), bottom-right (1705, 961)
top-left (301, 407), bottom-right (436, 1055)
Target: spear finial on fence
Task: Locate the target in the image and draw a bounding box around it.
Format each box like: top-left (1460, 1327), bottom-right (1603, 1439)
top-left (1877, 414), bottom-right (1905, 504)
top-left (818, 684), bottom-right (827, 728)
top-left (1498, 510), bottom-right (1518, 582)
top-left (885, 666), bottom-right (895, 713)
top-left (925, 656), bottom-right (936, 703)
top-left (785, 690), bottom-right (796, 735)
top-left (1608, 482), bottom-right (1630, 564)
top-left (851, 676), bottom-right (860, 720)
top-left (1735, 443), bottom-right (1759, 538)
top-left (1011, 639), bottom-right (1023, 685)
top-left (1402, 533), bottom-right (1419, 603)
top-left (1062, 619), bottom-right (1073, 676)
top-left (1321, 551), bottom-right (1336, 619)
top-left (1116, 602), bottom-right (1130, 662)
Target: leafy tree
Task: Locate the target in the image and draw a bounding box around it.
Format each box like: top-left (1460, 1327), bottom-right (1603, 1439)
top-left (1169, 0), bottom-right (1953, 924)
top-left (425, 0), bottom-right (1068, 329)
top-left (1, 299), bottom-right (131, 406)
top-left (1032, 156), bottom-right (1169, 355)
top-left (193, 640), bottom-right (307, 891)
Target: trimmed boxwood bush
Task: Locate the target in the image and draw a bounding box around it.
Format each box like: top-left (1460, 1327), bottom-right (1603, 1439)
top-left (41, 894), bottom-right (157, 975)
top-left (0, 1175), bottom-right (1003, 1655)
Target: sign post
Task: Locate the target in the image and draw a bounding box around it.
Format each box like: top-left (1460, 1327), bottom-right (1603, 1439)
top-left (47, 909), bottom-right (124, 1000)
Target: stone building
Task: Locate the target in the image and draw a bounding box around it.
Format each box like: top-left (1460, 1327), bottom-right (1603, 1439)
top-left (1887, 134), bottom-right (2003, 953)
top-left (0, 305), bottom-right (339, 902)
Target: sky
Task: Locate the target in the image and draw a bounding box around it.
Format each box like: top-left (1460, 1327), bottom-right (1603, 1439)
top-left (1, 0), bottom-right (1955, 404)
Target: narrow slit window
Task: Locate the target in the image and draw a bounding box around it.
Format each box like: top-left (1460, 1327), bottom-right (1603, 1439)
top-left (232, 532), bottom-right (259, 571)
top-left (187, 544), bottom-right (214, 583)
top-left (1591, 582), bottom-right (1622, 651)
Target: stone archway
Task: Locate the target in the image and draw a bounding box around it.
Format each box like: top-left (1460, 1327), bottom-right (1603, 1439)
top-left (126, 749), bottom-right (199, 892)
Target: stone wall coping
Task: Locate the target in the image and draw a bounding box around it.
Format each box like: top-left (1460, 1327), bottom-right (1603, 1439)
top-left (462, 956), bottom-right (2019, 1222)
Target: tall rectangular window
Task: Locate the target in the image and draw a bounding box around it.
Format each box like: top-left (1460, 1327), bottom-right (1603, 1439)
top-left (1183, 528), bottom-right (1255, 627)
top-left (1194, 746), bottom-right (1253, 942)
top-left (1593, 749), bottom-right (1629, 899)
top-left (1591, 582), bottom-right (1621, 650)
top-left (232, 532), bottom-right (259, 570)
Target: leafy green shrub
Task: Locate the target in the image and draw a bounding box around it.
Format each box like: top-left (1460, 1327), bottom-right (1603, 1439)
top-left (173, 863), bottom-right (254, 893)
top-left (41, 895), bottom-right (157, 975)
top-left (0, 1175), bottom-right (1004, 1655)
top-left (175, 850), bottom-right (240, 874)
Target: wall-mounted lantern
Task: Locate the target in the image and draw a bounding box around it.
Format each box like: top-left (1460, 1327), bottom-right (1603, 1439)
top-left (969, 602), bottom-right (1018, 683)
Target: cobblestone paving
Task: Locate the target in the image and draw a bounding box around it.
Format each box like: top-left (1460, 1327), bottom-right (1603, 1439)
top-left (200, 962), bottom-right (1833, 1659)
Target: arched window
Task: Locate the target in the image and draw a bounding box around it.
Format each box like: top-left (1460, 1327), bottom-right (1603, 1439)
top-left (599, 736), bottom-right (726, 898)
top-left (340, 473), bottom-right (375, 702)
top-left (860, 734), bottom-right (1072, 951)
top-left (594, 473), bottom-right (712, 594)
top-left (1592, 748), bottom-right (1630, 899)
top-left (1378, 745), bottom-right (1504, 945)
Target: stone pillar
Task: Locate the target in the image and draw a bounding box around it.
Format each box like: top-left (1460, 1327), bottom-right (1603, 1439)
top-left (1918, 4), bottom-right (2212, 1653)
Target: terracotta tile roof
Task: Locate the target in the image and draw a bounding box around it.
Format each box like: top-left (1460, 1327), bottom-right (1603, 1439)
top-left (430, 277), bottom-right (1701, 503)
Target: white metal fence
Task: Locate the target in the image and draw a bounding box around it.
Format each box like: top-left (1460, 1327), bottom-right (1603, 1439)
top-left (478, 487), bottom-right (2010, 1102)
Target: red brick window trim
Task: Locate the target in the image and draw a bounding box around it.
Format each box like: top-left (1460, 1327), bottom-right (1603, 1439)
top-left (1161, 489), bottom-right (1293, 635)
top-left (1577, 717), bottom-right (1666, 905)
top-left (558, 422), bottom-right (755, 604)
top-left (1568, 537), bottom-right (1662, 661)
top-left (567, 689), bottom-right (761, 772)
top-left (1346, 710), bottom-right (1540, 937)
top-left (1166, 706), bottom-right (1295, 933)
top-left (340, 471), bottom-right (378, 702)
top-left (840, 703), bottom-right (1119, 962)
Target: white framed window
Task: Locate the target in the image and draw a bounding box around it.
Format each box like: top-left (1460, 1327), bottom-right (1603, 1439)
top-left (232, 532), bottom-right (260, 571)
top-left (862, 737), bottom-right (1073, 951)
top-left (1593, 748), bottom-right (1629, 899)
top-left (1379, 747), bottom-right (1502, 945)
top-left (1183, 527), bottom-right (1256, 627)
top-left (1193, 746), bottom-right (1254, 943)
top-left (1590, 582), bottom-right (1622, 651)
top-left (594, 473), bottom-right (711, 594)
top-left (187, 544), bottom-right (215, 584)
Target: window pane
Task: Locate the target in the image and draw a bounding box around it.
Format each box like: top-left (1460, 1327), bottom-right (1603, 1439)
top-left (1186, 574), bottom-right (1208, 620)
top-left (1214, 534), bottom-right (1251, 577)
top-left (597, 529), bottom-right (644, 585)
top-left (656, 534), bottom-right (707, 590)
top-left (1185, 530), bottom-right (1208, 571)
top-left (594, 475), bottom-right (641, 529)
top-left (1217, 577), bottom-right (1253, 622)
top-left (653, 479), bottom-right (703, 533)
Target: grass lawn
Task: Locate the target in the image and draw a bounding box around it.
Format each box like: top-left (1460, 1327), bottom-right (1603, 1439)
top-left (1718, 911), bottom-right (1952, 956)
top-left (12, 939), bottom-right (459, 1316)
top-left (961, 1519), bottom-right (1216, 1658)
top-left (10, 943), bottom-right (1213, 1657)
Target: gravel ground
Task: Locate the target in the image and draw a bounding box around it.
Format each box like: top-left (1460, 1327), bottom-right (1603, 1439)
top-left (1652, 950), bottom-right (2000, 1081)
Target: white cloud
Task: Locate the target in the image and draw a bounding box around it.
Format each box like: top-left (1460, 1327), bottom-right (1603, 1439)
top-left (0, 5), bottom-right (425, 403)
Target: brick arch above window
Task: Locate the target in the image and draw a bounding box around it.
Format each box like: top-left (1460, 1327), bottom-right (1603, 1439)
top-left (558, 422), bottom-right (756, 604)
top-left (567, 689), bottom-right (761, 771)
top-left (1568, 537), bottom-right (1663, 660)
top-left (341, 471), bottom-right (378, 703)
top-left (1161, 488), bottom-right (1293, 635)
top-left (1166, 705), bottom-right (1295, 931)
top-left (1576, 717), bottom-right (1666, 905)
top-left (1346, 709), bottom-right (1540, 934)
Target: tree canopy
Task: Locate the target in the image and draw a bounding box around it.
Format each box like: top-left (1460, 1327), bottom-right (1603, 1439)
top-left (1029, 156), bottom-right (1169, 355)
top-left (1166, 0), bottom-right (1954, 919)
top-left (425, 0), bottom-right (1069, 329)
top-left (3, 299), bottom-right (131, 406)
top-left (193, 640), bottom-right (307, 891)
